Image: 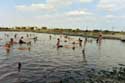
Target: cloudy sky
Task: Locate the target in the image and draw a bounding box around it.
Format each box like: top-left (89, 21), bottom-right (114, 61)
top-left (0, 0), bottom-right (125, 31)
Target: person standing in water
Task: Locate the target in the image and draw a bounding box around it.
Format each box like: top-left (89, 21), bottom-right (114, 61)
top-left (79, 38), bottom-right (83, 47)
top-left (97, 32), bottom-right (103, 44)
top-left (56, 38), bottom-right (63, 48)
top-left (84, 37), bottom-right (87, 47)
top-left (57, 38), bottom-right (60, 48)
top-left (14, 34), bottom-right (17, 39)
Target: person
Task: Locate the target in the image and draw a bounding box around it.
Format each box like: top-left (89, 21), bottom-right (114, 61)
top-left (57, 38), bottom-right (60, 48)
top-left (97, 32), bottom-right (103, 44)
top-left (14, 34), bottom-right (17, 39)
top-left (56, 38), bottom-right (63, 48)
top-left (72, 46), bottom-right (75, 50)
top-left (96, 38), bottom-right (99, 43)
top-left (72, 41), bottom-right (75, 45)
top-left (98, 32), bottom-right (103, 42)
top-left (4, 43), bottom-right (11, 55)
top-left (79, 38), bottom-right (83, 47)
top-left (19, 36), bottom-right (26, 45)
top-left (18, 62), bottom-right (22, 72)
top-left (9, 38), bottom-right (14, 45)
top-left (33, 36), bottom-right (37, 43)
top-left (72, 41), bottom-right (76, 50)
top-left (84, 37), bottom-right (87, 47)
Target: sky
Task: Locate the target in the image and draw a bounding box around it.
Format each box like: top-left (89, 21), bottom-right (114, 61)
top-left (0, 0), bottom-right (125, 31)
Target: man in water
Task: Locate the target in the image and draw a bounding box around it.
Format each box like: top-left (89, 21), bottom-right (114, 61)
top-left (57, 38), bottom-right (60, 48)
top-left (79, 38), bottom-right (83, 47)
top-left (84, 37), bottom-right (87, 47)
top-left (56, 38), bottom-right (63, 48)
top-left (97, 32), bottom-right (103, 44)
top-left (19, 36), bottom-right (26, 45)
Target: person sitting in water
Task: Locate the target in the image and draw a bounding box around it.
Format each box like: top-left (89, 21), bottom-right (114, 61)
top-left (9, 38), bottom-right (14, 45)
top-left (19, 36), bottom-right (26, 44)
top-left (9, 38), bottom-right (17, 45)
top-left (4, 43), bottom-right (11, 54)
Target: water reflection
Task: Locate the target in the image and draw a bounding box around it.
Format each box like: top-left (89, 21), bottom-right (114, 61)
top-left (82, 48), bottom-right (87, 64)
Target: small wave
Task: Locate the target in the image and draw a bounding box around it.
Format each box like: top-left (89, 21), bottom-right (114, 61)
top-left (0, 71), bottom-right (17, 80)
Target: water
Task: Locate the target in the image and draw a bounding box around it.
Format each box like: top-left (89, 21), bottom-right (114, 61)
top-left (0, 32), bottom-right (125, 83)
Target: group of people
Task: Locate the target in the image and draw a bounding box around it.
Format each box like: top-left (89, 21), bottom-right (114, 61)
top-left (0, 33), bottom-right (38, 72)
top-left (0, 32), bottom-right (103, 73)
top-left (56, 35), bottom-right (88, 50)
top-left (55, 33), bottom-right (103, 63)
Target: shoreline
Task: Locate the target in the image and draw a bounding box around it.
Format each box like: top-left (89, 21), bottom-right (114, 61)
top-left (0, 30), bottom-right (123, 40)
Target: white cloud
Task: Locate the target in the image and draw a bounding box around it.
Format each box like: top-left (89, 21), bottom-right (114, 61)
top-left (16, 0), bottom-right (96, 13)
top-left (80, 0), bottom-right (93, 3)
top-left (16, 0), bottom-right (77, 12)
top-left (105, 15), bottom-right (115, 18)
top-left (97, 0), bottom-right (125, 12)
top-left (66, 10), bottom-right (92, 16)
top-left (16, 3), bottom-right (55, 12)
top-left (48, 0), bottom-right (75, 7)
top-left (105, 15), bottom-right (125, 19)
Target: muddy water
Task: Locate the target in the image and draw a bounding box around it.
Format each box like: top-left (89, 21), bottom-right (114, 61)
top-left (0, 32), bottom-right (125, 83)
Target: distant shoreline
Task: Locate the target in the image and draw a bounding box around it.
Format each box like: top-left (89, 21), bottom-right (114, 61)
top-left (0, 28), bottom-right (124, 40)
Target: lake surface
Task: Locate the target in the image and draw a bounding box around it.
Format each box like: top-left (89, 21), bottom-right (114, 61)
top-left (0, 32), bottom-right (125, 83)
